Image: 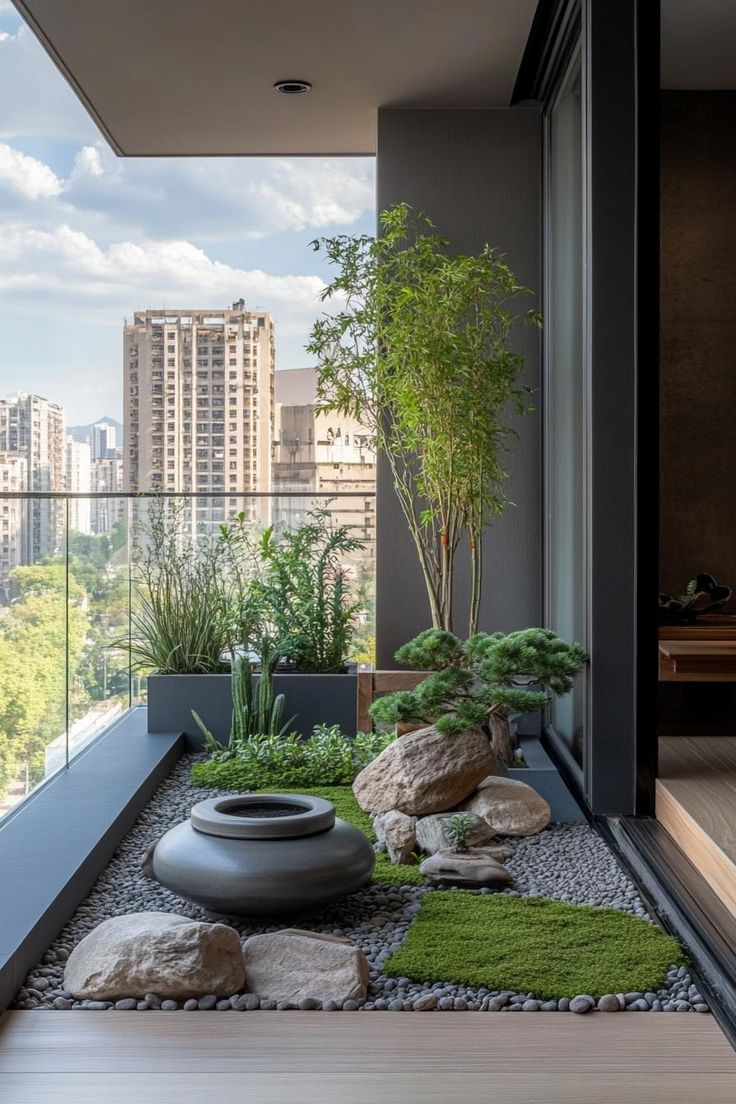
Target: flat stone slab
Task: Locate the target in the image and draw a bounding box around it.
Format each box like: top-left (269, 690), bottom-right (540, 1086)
top-left (243, 929), bottom-right (370, 1004)
top-left (419, 847), bottom-right (514, 888)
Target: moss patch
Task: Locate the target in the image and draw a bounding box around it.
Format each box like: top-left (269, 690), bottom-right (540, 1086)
top-left (383, 892), bottom-right (686, 999)
top-left (254, 785), bottom-right (425, 888)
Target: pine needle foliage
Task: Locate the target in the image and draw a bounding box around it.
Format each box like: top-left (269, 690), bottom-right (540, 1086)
top-left (370, 627), bottom-right (587, 740)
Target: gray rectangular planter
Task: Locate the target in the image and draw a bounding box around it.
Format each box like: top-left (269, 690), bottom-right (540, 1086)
top-left (499, 736), bottom-right (586, 823)
top-left (147, 672), bottom-right (359, 749)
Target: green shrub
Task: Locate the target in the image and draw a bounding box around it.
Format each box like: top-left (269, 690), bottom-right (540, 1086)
top-left (191, 725), bottom-right (393, 790)
top-left (253, 510), bottom-right (362, 672)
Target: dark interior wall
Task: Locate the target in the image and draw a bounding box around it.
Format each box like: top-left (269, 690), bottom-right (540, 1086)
top-left (660, 92), bottom-right (736, 598)
top-left (375, 107), bottom-right (542, 666)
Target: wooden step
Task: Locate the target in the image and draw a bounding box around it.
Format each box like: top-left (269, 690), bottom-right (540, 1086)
top-left (657, 737), bottom-right (736, 917)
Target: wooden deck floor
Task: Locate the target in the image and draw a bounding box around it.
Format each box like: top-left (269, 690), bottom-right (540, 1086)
top-left (0, 1010), bottom-right (734, 1103)
top-left (657, 736), bottom-right (736, 916)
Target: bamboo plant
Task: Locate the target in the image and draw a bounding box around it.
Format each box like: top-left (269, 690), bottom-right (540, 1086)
top-left (307, 203), bottom-right (540, 635)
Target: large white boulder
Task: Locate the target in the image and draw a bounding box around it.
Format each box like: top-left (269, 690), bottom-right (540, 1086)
top-left (63, 912), bottom-right (245, 1000)
top-left (461, 775), bottom-right (550, 837)
top-left (353, 725), bottom-right (493, 816)
top-left (243, 929), bottom-right (369, 1004)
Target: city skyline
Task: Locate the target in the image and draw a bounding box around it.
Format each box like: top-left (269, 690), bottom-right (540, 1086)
top-left (0, 3), bottom-right (374, 425)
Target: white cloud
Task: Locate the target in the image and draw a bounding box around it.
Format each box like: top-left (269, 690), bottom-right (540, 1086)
top-left (0, 223), bottom-right (326, 318)
top-left (63, 142), bottom-right (374, 242)
top-left (247, 160), bottom-right (374, 232)
top-left (0, 142), bottom-right (62, 198)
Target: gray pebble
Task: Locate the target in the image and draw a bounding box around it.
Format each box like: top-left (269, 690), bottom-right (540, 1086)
top-left (161, 1000), bottom-right (178, 1010)
top-left (570, 995), bottom-right (594, 1014)
top-left (114, 998), bottom-right (137, 1011)
top-left (522, 1000), bottom-right (541, 1011)
top-left (598, 994), bottom-right (621, 1012)
top-left (15, 755), bottom-right (691, 1018)
top-left (183, 999), bottom-right (198, 1011)
top-left (198, 994), bottom-right (217, 1010)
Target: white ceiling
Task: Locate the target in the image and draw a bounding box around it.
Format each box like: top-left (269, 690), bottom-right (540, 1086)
top-left (662, 0), bottom-right (736, 89)
top-left (14, 0), bottom-right (538, 156)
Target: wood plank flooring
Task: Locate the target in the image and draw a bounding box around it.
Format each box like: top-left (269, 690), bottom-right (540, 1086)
top-left (657, 737), bottom-right (736, 916)
top-left (0, 1010), bottom-right (734, 1104)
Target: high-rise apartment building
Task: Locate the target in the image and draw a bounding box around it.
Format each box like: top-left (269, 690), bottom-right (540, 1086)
top-left (90, 456), bottom-right (124, 535)
top-left (0, 452), bottom-right (28, 598)
top-left (65, 437), bottom-right (92, 535)
top-left (0, 393), bottom-right (65, 561)
top-left (91, 422), bottom-right (118, 460)
top-left (272, 368), bottom-right (376, 560)
top-left (123, 302), bottom-right (275, 526)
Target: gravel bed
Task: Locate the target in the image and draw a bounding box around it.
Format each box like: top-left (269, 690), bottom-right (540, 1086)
top-left (14, 756), bottom-right (708, 1014)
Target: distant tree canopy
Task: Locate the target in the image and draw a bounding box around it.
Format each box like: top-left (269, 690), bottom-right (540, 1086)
top-left (0, 541), bottom-right (129, 797)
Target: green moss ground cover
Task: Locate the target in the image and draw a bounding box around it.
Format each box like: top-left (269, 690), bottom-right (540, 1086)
top-left (255, 785), bottom-right (425, 887)
top-left (383, 892), bottom-right (686, 999)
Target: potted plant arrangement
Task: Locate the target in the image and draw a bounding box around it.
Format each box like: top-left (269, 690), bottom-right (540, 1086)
top-left (132, 498), bottom-right (368, 746)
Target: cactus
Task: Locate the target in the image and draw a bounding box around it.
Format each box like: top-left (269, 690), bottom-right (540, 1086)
top-left (192, 641), bottom-right (295, 755)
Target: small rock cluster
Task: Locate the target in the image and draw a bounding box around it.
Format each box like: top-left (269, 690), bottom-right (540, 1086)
top-left (12, 755), bottom-right (708, 1015)
top-left (356, 725), bottom-right (551, 887)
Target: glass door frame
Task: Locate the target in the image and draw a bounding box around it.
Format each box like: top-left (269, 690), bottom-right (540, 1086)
top-left (542, 36), bottom-right (590, 796)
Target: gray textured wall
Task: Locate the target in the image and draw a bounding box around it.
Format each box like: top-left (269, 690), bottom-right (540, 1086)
top-left (375, 107), bottom-right (542, 666)
top-left (660, 92), bottom-right (736, 600)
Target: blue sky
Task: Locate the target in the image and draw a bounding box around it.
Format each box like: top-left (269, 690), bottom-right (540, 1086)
top-left (0, 3), bottom-right (375, 424)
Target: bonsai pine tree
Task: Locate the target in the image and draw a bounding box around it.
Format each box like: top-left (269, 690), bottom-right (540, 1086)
top-left (369, 628), bottom-right (587, 765)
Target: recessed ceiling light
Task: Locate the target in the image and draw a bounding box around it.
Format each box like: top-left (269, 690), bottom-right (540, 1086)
top-left (273, 79), bottom-right (312, 95)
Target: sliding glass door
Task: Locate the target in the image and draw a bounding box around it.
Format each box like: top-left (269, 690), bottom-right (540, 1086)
top-left (544, 48), bottom-right (588, 779)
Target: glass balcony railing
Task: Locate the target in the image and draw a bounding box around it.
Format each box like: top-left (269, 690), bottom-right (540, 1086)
top-left (0, 491), bottom-right (376, 819)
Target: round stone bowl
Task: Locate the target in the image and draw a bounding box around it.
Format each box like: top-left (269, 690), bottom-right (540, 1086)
top-left (143, 793), bottom-right (375, 917)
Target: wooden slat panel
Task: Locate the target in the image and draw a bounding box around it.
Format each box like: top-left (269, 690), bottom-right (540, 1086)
top-left (372, 671), bottom-right (430, 692)
top-left (356, 671), bottom-right (373, 733)
top-left (0, 1011), bottom-right (734, 1104)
